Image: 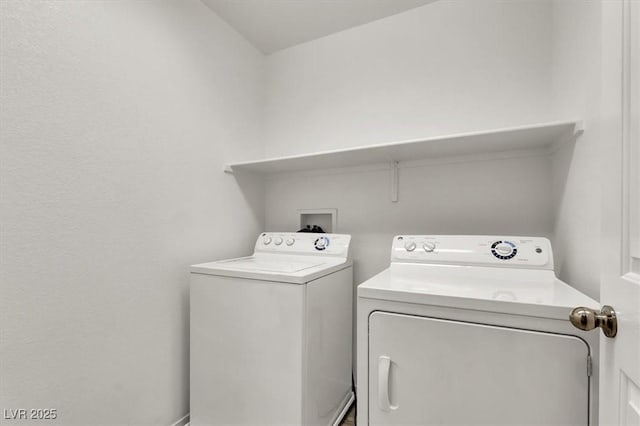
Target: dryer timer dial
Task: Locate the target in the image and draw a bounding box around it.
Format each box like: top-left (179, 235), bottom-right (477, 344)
top-left (491, 240), bottom-right (518, 260)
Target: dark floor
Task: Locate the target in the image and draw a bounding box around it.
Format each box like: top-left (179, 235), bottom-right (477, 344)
top-left (339, 404), bottom-right (355, 426)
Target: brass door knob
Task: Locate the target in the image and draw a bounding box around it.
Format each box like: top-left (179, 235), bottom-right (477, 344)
top-left (570, 305), bottom-right (617, 338)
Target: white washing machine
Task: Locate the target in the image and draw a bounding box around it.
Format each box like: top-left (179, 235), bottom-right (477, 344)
top-left (190, 232), bottom-right (354, 426)
top-left (357, 235), bottom-right (600, 426)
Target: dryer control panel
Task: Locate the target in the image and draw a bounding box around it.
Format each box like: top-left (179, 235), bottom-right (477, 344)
top-left (255, 232), bottom-right (351, 258)
top-left (391, 235), bottom-right (553, 269)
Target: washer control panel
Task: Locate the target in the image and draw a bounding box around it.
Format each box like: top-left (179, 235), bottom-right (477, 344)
top-left (255, 232), bottom-right (351, 257)
top-left (391, 235), bottom-right (553, 269)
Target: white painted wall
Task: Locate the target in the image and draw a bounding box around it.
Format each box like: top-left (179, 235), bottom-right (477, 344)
top-left (263, 0), bottom-right (554, 157)
top-left (265, 156), bottom-right (554, 286)
top-left (549, 0), bottom-right (602, 300)
top-left (262, 0), bottom-right (556, 286)
top-left (262, 0), bottom-right (603, 302)
top-left (0, 1), bottom-right (264, 424)
top-left (201, 0), bottom-right (435, 54)
top-left (0, 0), bottom-right (607, 422)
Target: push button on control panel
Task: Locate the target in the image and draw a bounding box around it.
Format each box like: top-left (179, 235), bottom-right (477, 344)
top-left (423, 242), bottom-right (436, 252)
top-left (404, 241), bottom-right (417, 252)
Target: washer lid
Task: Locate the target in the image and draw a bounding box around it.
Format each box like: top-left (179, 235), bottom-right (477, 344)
top-left (357, 264), bottom-right (598, 320)
top-left (190, 254), bottom-right (351, 284)
top-left (214, 257), bottom-right (324, 273)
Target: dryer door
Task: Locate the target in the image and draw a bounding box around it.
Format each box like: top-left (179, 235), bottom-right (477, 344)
top-left (368, 312), bottom-right (590, 426)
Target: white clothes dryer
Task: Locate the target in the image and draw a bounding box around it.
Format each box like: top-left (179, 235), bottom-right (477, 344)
top-left (357, 235), bottom-right (599, 426)
top-left (190, 232), bottom-right (354, 426)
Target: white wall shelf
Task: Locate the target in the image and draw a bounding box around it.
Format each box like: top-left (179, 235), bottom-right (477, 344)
top-left (224, 120), bottom-right (583, 176)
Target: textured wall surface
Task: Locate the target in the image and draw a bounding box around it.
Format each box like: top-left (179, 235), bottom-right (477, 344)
top-left (0, 1), bottom-right (264, 424)
top-left (549, 0), bottom-right (602, 299)
top-left (262, 0), bottom-right (556, 284)
top-left (0, 0), bottom-right (606, 424)
top-left (262, 0), bottom-right (602, 300)
top-left (265, 155), bottom-right (554, 287)
top-left (263, 0), bottom-right (554, 158)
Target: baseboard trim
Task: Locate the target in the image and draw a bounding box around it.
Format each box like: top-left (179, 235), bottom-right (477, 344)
top-left (332, 392), bottom-right (355, 426)
top-left (175, 393), bottom-right (352, 426)
top-left (170, 413), bottom-right (189, 426)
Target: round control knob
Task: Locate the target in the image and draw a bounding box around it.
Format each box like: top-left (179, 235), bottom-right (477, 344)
top-left (423, 242), bottom-right (436, 252)
top-left (263, 236), bottom-right (272, 245)
top-left (274, 237), bottom-right (283, 246)
top-left (491, 240), bottom-right (517, 260)
top-left (404, 241), bottom-right (417, 252)
top-left (314, 236), bottom-right (329, 251)
top-left (495, 243), bottom-right (513, 256)
top-left (286, 238), bottom-right (295, 246)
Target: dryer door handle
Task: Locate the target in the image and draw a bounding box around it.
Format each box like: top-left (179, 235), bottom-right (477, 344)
top-left (378, 356), bottom-right (398, 412)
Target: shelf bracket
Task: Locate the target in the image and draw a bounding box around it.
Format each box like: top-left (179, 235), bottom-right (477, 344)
top-left (391, 161), bottom-right (399, 203)
top-left (223, 165), bottom-right (234, 174)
